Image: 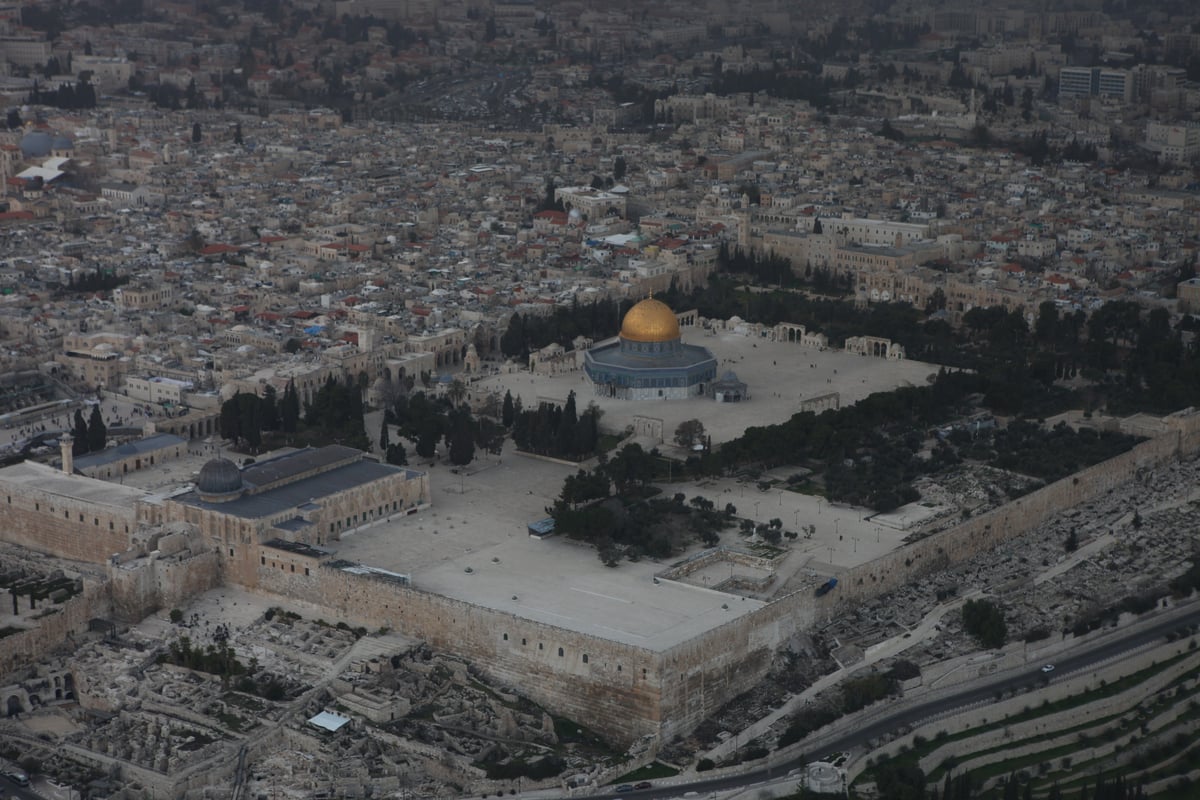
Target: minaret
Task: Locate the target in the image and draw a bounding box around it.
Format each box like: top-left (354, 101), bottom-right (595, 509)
top-left (60, 434), bottom-right (74, 476)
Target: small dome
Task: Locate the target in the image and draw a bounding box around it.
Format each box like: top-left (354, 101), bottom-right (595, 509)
top-left (620, 297), bottom-right (680, 343)
top-left (197, 457), bottom-right (243, 501)
top-left (20, 131), bottom-right (53, 158)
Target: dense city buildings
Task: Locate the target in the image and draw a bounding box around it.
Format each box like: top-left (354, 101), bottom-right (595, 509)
top-left (1, 0), bottom-right (1200, 798)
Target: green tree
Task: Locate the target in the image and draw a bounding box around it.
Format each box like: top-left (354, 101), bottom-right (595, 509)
top-left (72, 408), bottom-right (89, 456)
top-left (502, 389), bottom-right (515, 428)
top-left (192, 121), bottom-right (202, 143)
top-left (1065, 527), bottom-right (1078, 552)
top-left (415, 416), bottom-right (441, 459)
top-left (86, 403), bottom-right (107, 452)
top-left (446, 378), bottom-right (467, 408)
top-left (674, 419), bottom-right (706, 449)
top-left (962, 598), bottom-right (1007, 649)
top-left (448, 424), bottom-right (476, 466)
top-left (613, 156), bottom-right (626, 181)
top-left (385, 441), bottom-right (408, 466)
top-left (260, 385), bottom-right (279, 431)
top-left (280, 380), bottom-right (300, 433)
top-left (379, 420), bottom-right (391, 453)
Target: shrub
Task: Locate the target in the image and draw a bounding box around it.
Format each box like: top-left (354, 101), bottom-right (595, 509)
top-left (696, 758), bottom-right (715, 772)
top-left (962, 598), bottom-right (1007, 649)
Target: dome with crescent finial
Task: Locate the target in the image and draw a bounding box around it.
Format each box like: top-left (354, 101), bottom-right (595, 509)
top-left (619, 297), bottom-right (680, 343)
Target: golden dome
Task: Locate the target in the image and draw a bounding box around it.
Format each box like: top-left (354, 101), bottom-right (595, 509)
top-left (620, 297), bottom-right (680, 343)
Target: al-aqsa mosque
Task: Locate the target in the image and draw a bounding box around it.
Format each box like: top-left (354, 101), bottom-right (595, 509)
top-left (583, 296), bottom-right (718, 400)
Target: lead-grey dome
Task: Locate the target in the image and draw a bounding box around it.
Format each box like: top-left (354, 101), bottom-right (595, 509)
top-left (197, 457), bottom-right (243, 501)
top-left (20, 131), bottom-right (52, 158)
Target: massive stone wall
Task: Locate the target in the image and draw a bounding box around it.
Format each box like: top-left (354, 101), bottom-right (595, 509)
top-left (238, 413), bottom-right (1200, 746)
top-left (0, 489), bottom-right (135, 565)
top-left (254, 564), bottom-right (664, 742)
top-left (109, 549), bottom-right (223, 622)
top-left (833, 425), bottom-right (1190, 605)
top-left (11, 412), bottom-right (1198, 749)
top-left (657, 591), bottom-right (818, 740)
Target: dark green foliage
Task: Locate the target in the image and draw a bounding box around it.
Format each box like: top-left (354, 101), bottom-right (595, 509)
top-left (260, 385), bottom-right (279, 431)
top-left (709, 65), bottom-right (835, 109)
top-left (1065, 527), bottom-right (1079, 553)
top-left (280, 380), bottom-right (300, 433)
top-left (872, 759), bottom-right (928, 800)
top-left (717, 369), bottom-right (983, 510)
top-left (220, 376), bottom-right (366, 451)
top-left (64, 269), bottom-right (129, 293)
top-left (501, 390), bottom-right (515, 428)
top-left (161, 636), bottom-right (244, 680)
top-left (962, 598), bottom-right (1007, 649)
top-left (86, 404), bottom-right (106, 452)
top-left (478, 754), bottom-right (564, 781)
top-left (447, 410), bottom-right (476, 466)
top-left (695, 758), bottom-right (715, 772)
top-left (500, 300), bottom-right (629, 360)
top-left (841, 671), bottom-right (897, 713)
top-left (303, 375), bottom-right (369, 450)
top-left (715, 241), bottom-right (851, 294)
top-left (219, 391), bottom-right (264, 449)
top-left (886, 659), bottom-right (921, 681)
top-left (549, 444), bottom-right (730, 562)
top-left (72, 409), bottom-right (89, 456)
top-left (25, 78), bottom-right (97, 109)
top-left (385, 442), bottom-right (408, 466)
top-left (511, 393), bottom-right (599, 460)
top-left (777, 704), bottom-right (840, 748)
top-left (1169, 562), bottom-right (1200, 597)
top-left (878, 118), bottom-right (906, 141)
top-left (1023, 626), bottom-right (1051, 644)
top-left (989, 421), bottom-right (1139, 483)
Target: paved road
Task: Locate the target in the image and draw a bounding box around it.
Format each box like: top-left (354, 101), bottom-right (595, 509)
top-left (576, 603), bottom-right (1200, 800)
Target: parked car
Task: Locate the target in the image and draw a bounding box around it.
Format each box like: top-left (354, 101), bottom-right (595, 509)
top-left (634, 782), bottom-right (652, 790)
top-left (4, 772), bottom-right (29, 787)
top-left (1041, 664), bottom-right (1055, 674)
top-left (614, 785), bottom-right (633, 793)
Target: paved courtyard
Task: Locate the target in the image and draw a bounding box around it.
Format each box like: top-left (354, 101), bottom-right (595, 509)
top-left (338, 334), bottom-right (940, 650)
top-left (468, 328), bottom-right (940, 445)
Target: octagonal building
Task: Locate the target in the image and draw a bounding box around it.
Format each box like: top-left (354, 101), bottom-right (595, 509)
top-left (583, 297), bottom-right (717, 400)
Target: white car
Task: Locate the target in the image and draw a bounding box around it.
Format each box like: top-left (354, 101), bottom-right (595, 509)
top-left (1041, 664), bottom-right (1055, 674)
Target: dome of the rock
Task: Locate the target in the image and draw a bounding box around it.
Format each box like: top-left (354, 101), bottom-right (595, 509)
top-left (619, 297), bottom-right (681, 343)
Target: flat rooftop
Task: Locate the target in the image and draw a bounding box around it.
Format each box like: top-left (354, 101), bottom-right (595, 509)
top-left (0, 460), bottom-right (147, 510)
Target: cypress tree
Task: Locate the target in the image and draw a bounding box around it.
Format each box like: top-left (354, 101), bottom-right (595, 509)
top-left (502, 390), bottom-right (515, 428)
top-left (280, 380), bottom-right (300, 433)
top-left (87, 404), bottom-right (107, 452)
top-left (72, 408), bottom-right (89, 456)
